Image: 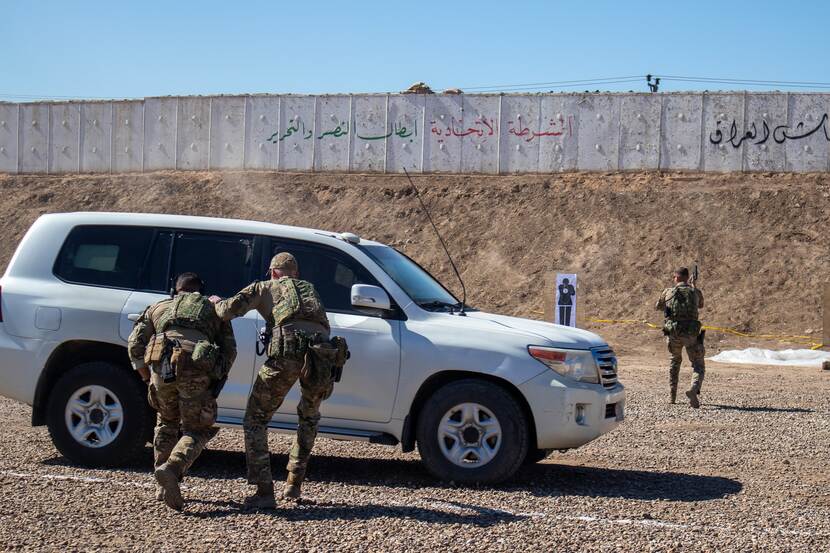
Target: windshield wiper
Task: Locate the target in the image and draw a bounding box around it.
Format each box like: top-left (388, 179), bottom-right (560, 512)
top-left (417, 300), bottom-right (465, 312)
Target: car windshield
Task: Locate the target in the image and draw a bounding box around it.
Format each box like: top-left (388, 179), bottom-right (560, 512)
top-left (358, 244), bottom-right (464, 310)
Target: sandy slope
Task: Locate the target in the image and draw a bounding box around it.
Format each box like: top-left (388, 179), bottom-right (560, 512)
top-left (1, 170), bottom-right (827, 340)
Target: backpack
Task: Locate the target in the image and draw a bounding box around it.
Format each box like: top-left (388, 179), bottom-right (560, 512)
top-left (158, 292), bottom-right (219, 339)
top-left (272, 277), bottom-right (327, 327)
top-left (664, 285), bottom-right (700, 337)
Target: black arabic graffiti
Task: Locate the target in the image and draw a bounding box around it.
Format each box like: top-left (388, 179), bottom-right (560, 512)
top-left (710, 113), bottom-right (830, 147)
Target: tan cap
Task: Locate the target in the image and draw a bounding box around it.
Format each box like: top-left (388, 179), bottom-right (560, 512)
top-left (269, 252), bottom-right (298, 273)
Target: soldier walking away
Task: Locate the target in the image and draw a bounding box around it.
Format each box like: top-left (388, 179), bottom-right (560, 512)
top-left (655, 267), bottom-right (705, 408)
top-left (212, 253), bottom-right (348, 509)
top-left (127, 273), bottom-right (237, 511)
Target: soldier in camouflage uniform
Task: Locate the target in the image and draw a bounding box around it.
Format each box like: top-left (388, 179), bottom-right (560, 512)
top-left (128, 272), bottom-right (237, 511)
top-left (213, 253), bottom-right (332, 508)
top-left (655, 267), bottom-right (705, 408)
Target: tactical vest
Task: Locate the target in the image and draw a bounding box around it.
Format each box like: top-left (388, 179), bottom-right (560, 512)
top-left (157, 292), bottom-right (218, 339)
top-left (666, 285), bottom-right (699, 322)
top-left (272, 277), bottom-right (327, 327)
top-left (664, 285), bottom-right (701, 337)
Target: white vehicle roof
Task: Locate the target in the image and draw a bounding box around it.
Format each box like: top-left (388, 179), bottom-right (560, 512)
top-left (34, 211), bottom-right (382, 248)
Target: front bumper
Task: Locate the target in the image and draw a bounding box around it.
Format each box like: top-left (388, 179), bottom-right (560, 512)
top-left (519, 370), bottom-right (625, 449)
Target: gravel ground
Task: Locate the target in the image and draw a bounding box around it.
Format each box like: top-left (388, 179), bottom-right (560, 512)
top-left (0, 349), bottom-right (828, 552)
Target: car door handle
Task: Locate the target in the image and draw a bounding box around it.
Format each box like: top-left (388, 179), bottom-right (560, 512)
top-left (127, 313), bottom-right (141, 322)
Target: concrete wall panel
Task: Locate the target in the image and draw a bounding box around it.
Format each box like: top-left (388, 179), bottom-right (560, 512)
top-left (176, 97), bottom-right (210, 170)
top-left (209, 97), bottom-right (245, 169)
top-left (112, 101), bottom-right (143, 172)
top-left (386, 94), bottom-right (424, 173)
top-left (278, 96), bottom-right (315, 171)
top-left (459, 95), bottom-right (499, 174)
top-left (660, 94), bottom-right (702, 170)
top-left (423, 95), bottom-right (463, 173)
top-left (619, 94), bottom-right (660, 170)
top-left (744, 94), bottom-right (787, 171)
top-left (80, 103), bottom-right (112, 172)
top-left (500, 95), bottom-right (541, 174)
top-left (577, 95), bottom-right (621, 170)
top-left (785, 94), bottom-right (829, 171)
top-left (314, 95), bottom-right (351, 172)
top-left (244, 96), bottom-right (279, 170)
top-left (143, 98), bottom-right (176, 170)
top-left (702, 93), bottom-right (745, 172)
top-left (49, 104), bottom-right (80, 173)
top-left (539, 95), bottom-right (580, 172)
top-left (351, 95), bottom-right (388, 172)
top-left (19, 104), bottom-right (48, 173)
top-left (0, 104), bottom-right (19, 173)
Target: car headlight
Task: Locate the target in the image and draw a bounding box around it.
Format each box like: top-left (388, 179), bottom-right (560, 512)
top-left (528, 346), bottom-right (599, 384)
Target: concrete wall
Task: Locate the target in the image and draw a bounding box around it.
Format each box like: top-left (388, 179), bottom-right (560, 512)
top-left (1, 92), bottom-right (829, 174)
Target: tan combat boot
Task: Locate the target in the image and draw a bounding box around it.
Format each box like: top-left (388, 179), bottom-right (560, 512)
top-left (243, 482), bottom-right (276, 510)
top-left (154, 463), bottom-right (184, 511)
top-left (282, 471), bottom-right (304, 502)
top-left (685, 388), bottom-right (700, 409)
top-left (155, 484), bottom-right (165, 502)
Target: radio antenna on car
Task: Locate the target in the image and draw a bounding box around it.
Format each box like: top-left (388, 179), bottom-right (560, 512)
top-left (403, 167), bottom-right (466, 315)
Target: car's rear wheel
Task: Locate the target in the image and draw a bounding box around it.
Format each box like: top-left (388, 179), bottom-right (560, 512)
top-left (416, 379), bottom-right (528, 484)
top-left (46, 362), bottom-right (152, 466)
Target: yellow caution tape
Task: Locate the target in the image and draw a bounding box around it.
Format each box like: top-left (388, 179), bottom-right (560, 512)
top-left (585, 318), bottom-right (825, 350)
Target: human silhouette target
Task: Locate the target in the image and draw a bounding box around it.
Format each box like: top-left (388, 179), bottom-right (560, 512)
top-left (555, 274), bottom-right (577, 327)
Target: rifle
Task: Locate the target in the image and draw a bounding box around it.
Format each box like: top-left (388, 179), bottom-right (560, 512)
top-left (691, 263), bottom-right (699, 288)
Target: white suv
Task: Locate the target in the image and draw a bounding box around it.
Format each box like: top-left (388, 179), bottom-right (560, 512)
top-left (0, 212), bottom-right (624, 483)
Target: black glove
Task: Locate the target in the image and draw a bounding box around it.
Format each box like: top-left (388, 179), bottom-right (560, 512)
top-left (210, 376), bottom-right (228, 399)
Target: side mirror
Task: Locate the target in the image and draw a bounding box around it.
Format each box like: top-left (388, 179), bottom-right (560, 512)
top-left (351, 284), bottom-right (391, 311)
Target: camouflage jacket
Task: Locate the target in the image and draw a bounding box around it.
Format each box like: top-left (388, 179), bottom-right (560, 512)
top-left (215, 278), bottom-right (331, 333)
top-left (127, 295), bottom-right (237, 375)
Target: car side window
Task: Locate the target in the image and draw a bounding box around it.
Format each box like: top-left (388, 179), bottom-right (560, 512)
top-left (138, 231), bottom-right (173, 293)
top-left (268, 240), bottom-right (381, 314)
top-left (54, 225), bottom-right (155, 289)
top-left (171, 231), bottom-right (254, 298)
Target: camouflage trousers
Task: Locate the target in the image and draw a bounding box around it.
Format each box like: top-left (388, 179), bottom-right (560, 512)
top-left (243, 355), bottom-right (331, 485)
top-left (147, 359), bottom-right (218, 478)
top-left (667, 333), bottom-right (705, 394)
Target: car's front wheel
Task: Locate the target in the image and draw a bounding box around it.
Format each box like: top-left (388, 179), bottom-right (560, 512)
top-left (46, 361), bottom-right (153, 466)
top-left (416, 379), bottom-right (529, 484)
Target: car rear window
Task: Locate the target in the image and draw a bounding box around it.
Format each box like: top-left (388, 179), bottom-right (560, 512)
top-left (54, 225), bottom-right (155, 289)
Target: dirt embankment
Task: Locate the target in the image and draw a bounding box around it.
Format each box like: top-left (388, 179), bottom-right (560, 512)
top-left (1, 170), bottom-right (828, 338)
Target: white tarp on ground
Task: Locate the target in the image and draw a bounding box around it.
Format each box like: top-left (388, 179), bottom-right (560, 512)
top-left (708, 348), bottom-right (830, 367)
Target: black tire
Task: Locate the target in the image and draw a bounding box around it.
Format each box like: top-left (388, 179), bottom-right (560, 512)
top-left (46, 361), bottom-right (153, 467)
top-left (416, 379), bottom-right (529, 485)
top-left (524, 448), bottom-right (553, 465)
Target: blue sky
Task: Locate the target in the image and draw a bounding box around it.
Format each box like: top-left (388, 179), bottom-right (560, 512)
top-left (2, 1), bottom-right (829, 100)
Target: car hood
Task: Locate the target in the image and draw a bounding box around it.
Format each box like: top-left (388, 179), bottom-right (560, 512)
top-left (463, 311), bottom-right (607, 349)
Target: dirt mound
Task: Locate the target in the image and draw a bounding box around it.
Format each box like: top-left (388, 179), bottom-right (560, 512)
top-left (1, 170), bottom-right (828, 339)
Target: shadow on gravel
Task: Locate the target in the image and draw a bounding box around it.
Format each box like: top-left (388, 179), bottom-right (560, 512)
top-left (43, 447), bottom-right (742, 504)
top-left (183, 497), bottom-right (527, 525)
top-left (707, 404), bottom-right (813, 414)
top-left (514, 464), bottom-right (742, 502)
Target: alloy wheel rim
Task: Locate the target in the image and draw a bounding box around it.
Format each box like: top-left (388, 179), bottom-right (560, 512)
top-left (437, 402), bottom-right (502, 468)
top-left (64, 385), bottom-right (124, 448)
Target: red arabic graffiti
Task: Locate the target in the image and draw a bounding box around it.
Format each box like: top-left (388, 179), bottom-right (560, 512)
top-left (429, 115), bottom-right (574, 142)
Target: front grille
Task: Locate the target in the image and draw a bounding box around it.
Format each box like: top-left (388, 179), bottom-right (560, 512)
top-left (592, 348), bottom-right (619, 389)
top-left (605, 403), bottom-right (618, 419)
